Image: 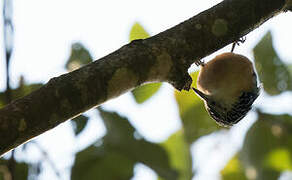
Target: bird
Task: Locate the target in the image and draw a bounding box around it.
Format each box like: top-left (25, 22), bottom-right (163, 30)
top-left (193, 52), bottom-right (260, 127)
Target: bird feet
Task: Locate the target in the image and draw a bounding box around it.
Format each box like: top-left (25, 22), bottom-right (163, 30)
top-left (195, 59), bottom-right (205, 66)
top-left (231, 37), bottom-right (246, 52)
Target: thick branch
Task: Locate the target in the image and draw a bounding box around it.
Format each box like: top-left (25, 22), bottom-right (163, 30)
top-left (0, 0), bottom-right (286, 156)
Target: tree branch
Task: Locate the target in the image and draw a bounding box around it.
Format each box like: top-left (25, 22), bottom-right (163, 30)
top-left (0, 0), bottom-right (286, 156)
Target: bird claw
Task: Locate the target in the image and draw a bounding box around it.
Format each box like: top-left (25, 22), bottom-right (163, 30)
top-left (236, 37), bottom-right (246, 44)
top-left (231, 37), bottom-right (246, 52)
top-left (195, 59), bottom-right (205, 66)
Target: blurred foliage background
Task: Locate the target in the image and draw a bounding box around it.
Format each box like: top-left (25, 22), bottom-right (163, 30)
top-left (1, 1), bottom-right (292, 180)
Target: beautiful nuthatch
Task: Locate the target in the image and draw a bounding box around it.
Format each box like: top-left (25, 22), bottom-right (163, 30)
top-left (193, 52), bottom-right (260, 126)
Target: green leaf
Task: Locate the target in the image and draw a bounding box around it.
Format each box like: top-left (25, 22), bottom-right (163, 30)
top-left (264, 148), bottom-right (292, 171)
top-left (98, 108), bottom-right (178, 180)
top-left (160, 130), bottom-right (192, 180)
top-left (71, 145), bottom-right (134, 180)
top-left (66, 42), bottom-right (93, 71)
top-left (129, 23), bottom-right (161, 104)
top-left (71, 115), bottom-right (89, 136)
top-left (129, 22), bottom-right (150, 42)
top-left (175, 72), bottom-right (220, 143)
top-left (221, 155), bottom-right (247, 180)
top-left (72, 108), bottom-right (178, 179)
top-left (253, 31), bottom-right (292, 95)
top-left (240, 111), bottom-right (292, 180)
top-left (131, 83), bottom-right (162, 104)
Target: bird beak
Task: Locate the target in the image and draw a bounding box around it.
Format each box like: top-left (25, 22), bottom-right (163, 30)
top-left (192, 88), bottom-right (209, 101)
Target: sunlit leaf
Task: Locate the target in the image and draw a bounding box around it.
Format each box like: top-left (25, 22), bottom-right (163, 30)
top-left (129, 23), bottom-right (161, 104)
top-left (253, 31), bottom-right (292, 95)
top-left (240, 111), bottom-right (292, 180)
top-left (175, 72), bottom-right (200, 115)
top-left (175, 72), bottom-right (219, 143)
top-left (66, 42), bottom-right (93, 71)
top-left (221, 154), bottom-right (247, 180)
top-left (132, 83), bottom-right (162, 104)
top-left (160, 130), bottom-right (192, 180)
top-left (264, 148), bottom-right (292, 171)
top-left (71, 115), bottom-right (89, 136)
top-left (129, 22), bottom-right (150, 42)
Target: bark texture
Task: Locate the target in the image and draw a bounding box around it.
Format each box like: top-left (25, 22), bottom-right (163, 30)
top-left (0, 0), bottom-right (287, 156)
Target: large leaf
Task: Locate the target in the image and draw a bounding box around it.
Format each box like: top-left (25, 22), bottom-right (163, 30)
top-left (160, 130), bottom-right (193, 180)
top-left (72, 108), bottom-right (178, 180)
top-left (253, 31), bottom-right (292, 95)
top-left (71, 115), bottom-right (89, 136)
top-left (99, 108), bottom-right (178, 179)
top-left (175, 72), bottom-right (220, 143)
top-left (240, 111), bottom-right (292, 180)
top-left (66, 42), bottom-right (93, 72)
top-left (129, 22), bottom-right (162, 104)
